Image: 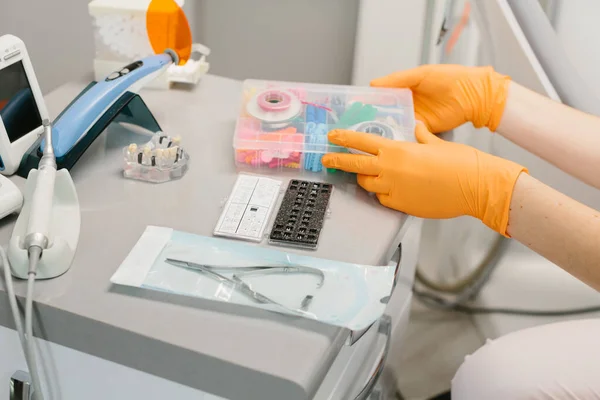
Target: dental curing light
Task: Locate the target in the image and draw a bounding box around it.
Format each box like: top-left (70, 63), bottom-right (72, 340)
top-left (17, 0), bottom-right (193, 177)
top-left (16, 51), bottom-right (178, 177)
top-left (42, 50), bottom-right (178, 158)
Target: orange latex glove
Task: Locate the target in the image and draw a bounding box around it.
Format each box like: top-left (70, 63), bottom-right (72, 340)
top-left (322, 124), bottom-right (527, 237)
top-left (371, 65), bottom-right (511, 133)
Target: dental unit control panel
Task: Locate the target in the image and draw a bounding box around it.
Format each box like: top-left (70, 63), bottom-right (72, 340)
top-left (0, 35), bottom-right (45, 220)
top-left (0, 35), bottom-right (49, 176)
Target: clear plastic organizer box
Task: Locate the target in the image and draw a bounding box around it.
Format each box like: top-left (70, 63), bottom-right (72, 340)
top-left (233, 79), bottom-right (415, 175)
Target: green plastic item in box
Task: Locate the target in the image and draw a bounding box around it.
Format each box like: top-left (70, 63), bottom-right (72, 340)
top-left (326, 102), bottom-right (376, 174)
top-left (333, 102), bottom-right (378, 130)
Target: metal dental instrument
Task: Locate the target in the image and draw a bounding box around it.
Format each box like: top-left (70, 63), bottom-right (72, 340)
top-left (164, 258), bottom-right (318, 315)
top-left (300, 295), bottom-right (314, 311)
top-left (192, 263), bottom-right (325, 288)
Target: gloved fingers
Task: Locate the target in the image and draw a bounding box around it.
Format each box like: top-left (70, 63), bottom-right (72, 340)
top-left (357, 174), bottom-right (389, 194)
top-left (414, 112), bottom-right (437, 132)
top-left (370, 67), bottom-right (426, 88)
top-left (376, 193), bottom-right (395, 210)
top-left (328, 129), bottom-right (391, 155)
top-left (321, 153), bottom-right (381, 175)
top-left (414, 111), bottom-right (428, 125)
top-left (415, 122), bottom-right (442, 144)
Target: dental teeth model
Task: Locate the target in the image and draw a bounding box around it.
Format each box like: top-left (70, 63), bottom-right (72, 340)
top-left (122, 133), bottom-right (189, 183)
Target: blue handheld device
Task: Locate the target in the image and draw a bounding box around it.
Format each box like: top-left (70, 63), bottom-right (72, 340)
top-left (41, 53), bottom-right (175, 157)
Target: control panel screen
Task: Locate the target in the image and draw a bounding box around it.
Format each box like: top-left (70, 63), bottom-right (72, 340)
top-left (0, 60), bottom-right (42, 143)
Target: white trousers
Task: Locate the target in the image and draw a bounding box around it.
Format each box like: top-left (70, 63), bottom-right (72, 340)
top-left (451, 319), bottom-right (600, 399)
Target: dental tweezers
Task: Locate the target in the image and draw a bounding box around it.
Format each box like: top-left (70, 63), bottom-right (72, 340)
top-left (164, 258), bottom-right (320, 313)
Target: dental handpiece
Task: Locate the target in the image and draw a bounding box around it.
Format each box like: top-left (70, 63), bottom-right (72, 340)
top-left (24, 119), bottom-right (56, 262)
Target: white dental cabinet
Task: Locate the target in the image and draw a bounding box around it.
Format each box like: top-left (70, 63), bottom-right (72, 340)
top-left (0, 75), bottom-right (420, 400)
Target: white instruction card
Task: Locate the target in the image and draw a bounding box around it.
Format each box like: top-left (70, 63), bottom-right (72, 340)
top-left (213, 174), bottom-right (281, 242)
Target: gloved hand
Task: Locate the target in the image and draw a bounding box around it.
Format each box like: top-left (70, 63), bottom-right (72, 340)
top-left (321, 124), bottom-right (527, 237)
top-left (371, 65), bottom-right (511, 133)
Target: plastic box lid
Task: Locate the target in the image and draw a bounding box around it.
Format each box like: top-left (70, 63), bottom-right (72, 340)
top-left (233, 79), bottom-right (415, 171)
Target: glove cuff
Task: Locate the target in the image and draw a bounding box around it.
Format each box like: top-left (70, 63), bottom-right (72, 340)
top-left (478, 155), bottom-right (528, 237)
top-left (470, 67), bottom-right (511, 132)
top-left (487, 73), bottom-right (512, 132)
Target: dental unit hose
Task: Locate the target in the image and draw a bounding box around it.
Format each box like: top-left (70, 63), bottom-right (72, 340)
top-left (24, 119), bottom-right (56, 254)
top-left (12, 118), bottom-right (56, 400)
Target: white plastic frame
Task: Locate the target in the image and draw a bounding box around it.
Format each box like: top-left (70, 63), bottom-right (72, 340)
top-left (0, 34), bottom-right (49, 175)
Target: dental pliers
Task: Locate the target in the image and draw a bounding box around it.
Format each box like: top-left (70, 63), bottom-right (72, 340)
top-left (164, 258), bottom-right (323, 313)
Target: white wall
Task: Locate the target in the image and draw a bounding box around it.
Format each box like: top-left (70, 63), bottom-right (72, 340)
top-left (3, 0), bottom-right (594, 94)
top-left (0, 0), bottom-right (95, 94)
top-left (351, 0), bottom-right (429, 85)
top-left (350, 0), bottom-right (600, 93)
top-left (0, 0), bottom-right (200, 94)
top-left (193, 0), bottom-right (360, 84)
top-left (554, 0), bottom-right (600, 99)
top-left (0, 0), bottom-right (360, 92)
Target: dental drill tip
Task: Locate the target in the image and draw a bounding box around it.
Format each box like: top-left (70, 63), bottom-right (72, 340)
top-left (39, 119), bottom-right (56, 169)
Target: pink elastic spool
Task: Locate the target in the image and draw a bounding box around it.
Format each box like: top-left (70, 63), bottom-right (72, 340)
top-left (257, 90), bottom-right (292, 112)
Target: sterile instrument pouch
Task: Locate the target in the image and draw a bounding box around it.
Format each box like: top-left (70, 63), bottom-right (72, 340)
top-left (110, 226), bottom-right (397, 331)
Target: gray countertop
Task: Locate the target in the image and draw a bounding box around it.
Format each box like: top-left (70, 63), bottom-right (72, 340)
top-left (0, 74), bottom-right (411, 400)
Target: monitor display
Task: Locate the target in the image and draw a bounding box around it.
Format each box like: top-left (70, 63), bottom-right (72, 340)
top-left (0, 60), bottom-right (42, 143)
